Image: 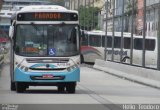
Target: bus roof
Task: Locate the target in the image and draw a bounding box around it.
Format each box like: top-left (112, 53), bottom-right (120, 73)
top-left (134, 35), bottom-right (156, 39)
top-left (17, 5), bottom-right (78, 13)
top-left (86, 30), bottom-right (132, 37)
top-left (85, 30), bottom-right (156, 39)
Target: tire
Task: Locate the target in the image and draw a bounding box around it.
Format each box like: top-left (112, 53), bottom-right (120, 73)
top-left (58, 86), bottom-right (65, 92)
top-left (11, 82), bottom-right (16, 91)
top-left (26, 85), bottom-right (29, 89)
top-left (66, 82), bottom-right (76, 93)
top-left (16, 82), bottom-right (26, 93)
top-left (122, 56), bottom-right (130, 62)
top-left (80, 55), bottom-right (84, 64)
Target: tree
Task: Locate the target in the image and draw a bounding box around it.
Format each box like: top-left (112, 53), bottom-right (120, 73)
top-left (79, 6), bottom-right (100, 30)
top-left (125, 0), bottom-right (137, 16)
top-left (124, 0), bottom-right (137, 32)
top-left (48, 0), bottom-right (65, 6)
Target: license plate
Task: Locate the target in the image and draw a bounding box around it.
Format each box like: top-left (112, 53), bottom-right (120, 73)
top-left (42, 74), bottom-right (54, 78)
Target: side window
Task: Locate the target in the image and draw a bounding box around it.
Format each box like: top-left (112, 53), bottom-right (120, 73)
top-left (81, 33), bottom-right (88, 46)
top-left (145, 39), bottom-right (155, 51)
top-left (134, 38), bottom-right (142, 50)
top-left (114, 37), bottom-right (121, 48)
top-left (134, 38), bottom-right (155, 51)
top-left (102, 36), bottom-right (112, 48)
top-left (89, 35), bottom-right (101, 47)
top-left (124, 37), bottom-right (131, 49)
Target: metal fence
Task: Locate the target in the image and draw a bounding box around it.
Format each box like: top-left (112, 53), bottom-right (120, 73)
top-left (67, 0), bottom-right (160, 70)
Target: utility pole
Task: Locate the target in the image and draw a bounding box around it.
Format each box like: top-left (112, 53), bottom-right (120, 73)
top-left (130, 0), bottom-right (135, 65)
top-left (120, 0), bottom-right (124, 63)
top-left (157, 2), bottom-right (160, 70)
top-left (104, 0), bottom-right (109, 61)
top-left (142, 0), bottom-right (146, 67)
top-left (84, 0), bottom-right (87, 30)
top-left (92, 0), bottom-right (95, 30)
top-left (111, 0), bottom-right (115, 61)
top-left (88, 0), bottom-right (90, 31)
top-left (91, 0), bottom-right (93, 30)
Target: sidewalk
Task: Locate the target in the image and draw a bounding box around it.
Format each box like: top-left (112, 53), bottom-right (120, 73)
top-left (93, 59), bottom-right (160, 89)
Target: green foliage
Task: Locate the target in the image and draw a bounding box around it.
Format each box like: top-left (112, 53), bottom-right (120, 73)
top-left (125, 0), bottom-right (137, 16)
top-left (48, 0), bottom-right (65, 6)
top-left (78, 6), bottom-right (100, 30)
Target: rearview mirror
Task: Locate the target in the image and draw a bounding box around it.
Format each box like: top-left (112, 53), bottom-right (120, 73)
top-left (9, 26), bottom-right (14, 38)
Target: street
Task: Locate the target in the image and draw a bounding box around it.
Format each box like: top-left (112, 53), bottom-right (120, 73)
top-left (0, 62), bottom-right (160, 105)
top-left (1, 0), bottom-right (160, 110)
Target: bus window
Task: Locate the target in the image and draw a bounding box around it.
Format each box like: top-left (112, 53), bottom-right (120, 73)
top-left (124, 37), bottom-right (131, 49)
top-left (134, 38), bottom-right (155, 51)
top-left (81, 34), bottom-right (88, 46)
top-left (89, 35), bottom-right (101, 47)
top-left (102, 36), bottom-right (112, 48)
top-left (145, 39), bottom-right (155, 51)
top-left (134, 38), bottom-right (143, 50)
top-left (114, 37), bottom-right (121, 48)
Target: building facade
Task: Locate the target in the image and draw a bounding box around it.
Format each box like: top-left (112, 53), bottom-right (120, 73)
top-left (0, 0), bottom-right (51, 34)
top-left (136, 0), bottom-right (160, 36)
top-left (145, 0), bottom-right (160, 37)
top-left (102, 0), bottom-right (137, 33)
top-left (102, 0), bottom-right (160, 37)
top-left (67, 0), bottom-right (104, 10)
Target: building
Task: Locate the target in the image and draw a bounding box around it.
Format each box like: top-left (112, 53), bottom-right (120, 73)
top-left (102, 0), bottom-right (160, 37)
top-left (136, 0), bottom-right (160, 37)
top-left (65, 0), bottom-right (104, 30)
top-left (65, 0), bottom-right (104, 10)
top-left (145, 0), bottom-right (160, 37)
top-left (0, 0), bottom-right (51, 34)
top-left (102, 0), bottom-right (137, 33)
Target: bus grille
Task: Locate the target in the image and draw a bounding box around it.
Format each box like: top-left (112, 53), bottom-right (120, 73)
top-left (26, 58), bottom-right (69, 63)
top-left (29, 68), bottom-right (66, 71)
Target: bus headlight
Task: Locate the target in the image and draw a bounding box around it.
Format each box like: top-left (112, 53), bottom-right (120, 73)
top-left (67, 64), bottom-right (79, 72)
top-left (16, 62), bottom-right (29, 72)
top-left (24, 67), bottom-right (29, 72)
top-left (67, 67), bottom-right (71, 72)
top-left (20, 66), bottom-right (25, 70)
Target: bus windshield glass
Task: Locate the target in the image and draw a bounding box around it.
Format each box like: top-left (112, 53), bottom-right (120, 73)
top-left (15, 24), bottom-right (80, 57)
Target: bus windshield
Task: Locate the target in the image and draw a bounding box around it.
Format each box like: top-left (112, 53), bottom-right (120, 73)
top-left (15, 24), bottom-right (80, 57)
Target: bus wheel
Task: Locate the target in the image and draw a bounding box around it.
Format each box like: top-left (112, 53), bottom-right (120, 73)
top-left (80, 55), bottom-right (84, 64)
top-left (11, 82), bottom-right (16, 91)
top-left (58, 86), bottom-right (65, 92)
top-left (122, 56), bottom-right (130, 63)
top-left (16, 82), bottom-right (26, 93)
top-left (66, 82), bottom-right (76, 94)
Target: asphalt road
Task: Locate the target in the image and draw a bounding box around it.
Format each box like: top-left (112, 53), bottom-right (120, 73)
top-left (0, 60), bottom-right (160, 110)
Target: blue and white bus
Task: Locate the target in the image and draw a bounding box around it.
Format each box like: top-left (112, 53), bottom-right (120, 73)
top-left (9, 5), bottom-right (80, 93)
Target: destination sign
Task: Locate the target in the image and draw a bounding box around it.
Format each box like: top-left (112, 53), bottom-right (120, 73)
top-left (17, 12), bottom-right (78, 21)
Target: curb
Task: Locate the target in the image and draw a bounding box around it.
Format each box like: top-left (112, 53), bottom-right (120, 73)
top-left (93, 59), bottom-right (160, 89)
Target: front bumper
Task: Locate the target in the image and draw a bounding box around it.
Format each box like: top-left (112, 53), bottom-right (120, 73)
top-left (14, 68), bottom-right (80, 83)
